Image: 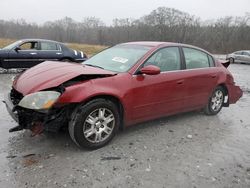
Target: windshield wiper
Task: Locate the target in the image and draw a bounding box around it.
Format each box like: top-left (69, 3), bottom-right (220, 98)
top-left (84, 64), bottom-right (104, 69)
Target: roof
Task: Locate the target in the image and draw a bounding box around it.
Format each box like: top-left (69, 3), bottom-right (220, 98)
top-left (121, 41), bottom-right (212, 55)
top-left (122, 41), bottom-right (169, 47)
top-left (18, 38), bottom-right (63, 44)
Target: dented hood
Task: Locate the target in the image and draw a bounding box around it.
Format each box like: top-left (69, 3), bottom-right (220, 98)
top-left (13, 61), bottom-right (115, 95)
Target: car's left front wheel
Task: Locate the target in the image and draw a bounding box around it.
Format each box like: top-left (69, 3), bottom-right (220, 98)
top-left (68, 99), bottom-right (119, 149)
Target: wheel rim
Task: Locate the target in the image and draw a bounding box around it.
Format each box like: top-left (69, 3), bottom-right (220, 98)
top-left (83, 108), bottom-right (115, 143)
top-left (211, 90), bottom-right (223, 112)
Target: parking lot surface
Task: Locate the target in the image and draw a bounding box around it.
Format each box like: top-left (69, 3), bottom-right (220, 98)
top-left (0, 64), bottom-right (250, 188)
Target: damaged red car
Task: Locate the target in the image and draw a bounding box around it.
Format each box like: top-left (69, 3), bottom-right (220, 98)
top-left (4, 42), bottom-right (243, 149)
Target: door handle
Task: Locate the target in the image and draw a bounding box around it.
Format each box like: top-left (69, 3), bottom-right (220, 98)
top-left (56, 53), bottom-right (62, 55)
top-left (30, 52), bottom-right (37, 55)
top-left (177, 80), bottom-right (184, 84)
top-left (211, 74), bottom-right (217, 78)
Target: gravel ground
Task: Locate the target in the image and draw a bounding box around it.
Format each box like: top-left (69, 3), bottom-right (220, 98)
top-left (0, 64), bottom-right (250, 188)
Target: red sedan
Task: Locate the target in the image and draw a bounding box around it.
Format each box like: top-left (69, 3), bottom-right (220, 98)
top-left (4, 42), bottom-right (243, 149)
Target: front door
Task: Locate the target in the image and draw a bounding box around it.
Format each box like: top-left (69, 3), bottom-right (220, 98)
top-left (128, 47), bottom-right (186, 122)
top-left (6, 41), bottom-right (39, 68)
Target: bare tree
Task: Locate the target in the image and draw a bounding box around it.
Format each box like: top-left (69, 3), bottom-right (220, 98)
top-left (0, 7), bottom-right (249, 53)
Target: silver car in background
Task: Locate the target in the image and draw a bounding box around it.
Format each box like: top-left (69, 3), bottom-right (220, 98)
top-left (226, 50), bottom-right (250, 64)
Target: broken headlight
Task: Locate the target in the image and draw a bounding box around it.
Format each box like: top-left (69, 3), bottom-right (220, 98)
top-left (18, 91), bottom-right (61, 110)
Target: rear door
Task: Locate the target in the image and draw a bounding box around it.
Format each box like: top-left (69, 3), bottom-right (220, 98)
top-left (36, 41), bottom-right (63, 62)
top-left (181, 47), bottom-right (218, 109)
top-left (241, 51), bottom-right (250, 63)
top-left (234, 51), bottom-right (244, 62)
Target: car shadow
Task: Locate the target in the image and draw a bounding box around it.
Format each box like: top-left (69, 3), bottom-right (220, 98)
top-left (7, 109), bottom-right (215, 154)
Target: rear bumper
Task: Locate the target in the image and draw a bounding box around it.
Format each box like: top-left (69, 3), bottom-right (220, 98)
top-left (228, 84), bottom-right (243, 104)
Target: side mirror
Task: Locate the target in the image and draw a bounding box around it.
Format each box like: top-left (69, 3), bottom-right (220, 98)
top-left (15, 47), bottom-right (21, 52)
top-left (139, 65), bottom-right (160, 75)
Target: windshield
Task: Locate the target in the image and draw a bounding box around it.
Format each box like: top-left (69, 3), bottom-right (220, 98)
top-left (83, 44), bottom-right (151, 72)
top-left (2, 41), bottom-right (22, 50)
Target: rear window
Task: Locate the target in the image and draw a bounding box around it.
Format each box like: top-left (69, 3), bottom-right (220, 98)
top-left (40, 42), bottom-right (59, 50)
top-left (183, 47), bottom-right (210, 69)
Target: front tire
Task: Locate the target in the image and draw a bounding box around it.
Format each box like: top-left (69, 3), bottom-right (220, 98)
top-left (69, 99), bottom-right (119, 149)
top-left (204, 86), bottom-right (225, 115)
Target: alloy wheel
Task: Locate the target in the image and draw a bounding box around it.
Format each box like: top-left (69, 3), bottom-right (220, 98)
top-left (211, 90), bottom-right (223, 112)
top-left (83, 108), bottom-right (115, 143)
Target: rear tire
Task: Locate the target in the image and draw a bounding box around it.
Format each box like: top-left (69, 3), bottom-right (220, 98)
top-left (68, 99), bottom-right (119, 149)
top-left (229, 57), bottom-right (234, 64)
top-left (61, 58), bottom-right (72, 62)
top-left (204, 86), bottom-right (225, 115)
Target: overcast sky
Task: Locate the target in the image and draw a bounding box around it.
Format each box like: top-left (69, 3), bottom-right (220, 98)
top-left (0, 0), bottom-right (249, 24)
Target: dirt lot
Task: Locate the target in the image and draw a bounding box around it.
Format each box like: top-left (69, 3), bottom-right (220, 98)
top-left (0, 64), bottom-right (250, 188)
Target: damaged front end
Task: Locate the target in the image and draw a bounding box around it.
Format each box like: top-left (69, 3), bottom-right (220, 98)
top-left (4, 88), bottom-right (75, 135)
top-left (4, 71), bottom-right (115, 135)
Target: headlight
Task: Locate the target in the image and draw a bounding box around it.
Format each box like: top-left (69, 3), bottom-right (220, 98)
top-left (18, 91), bottom-right (61, 110)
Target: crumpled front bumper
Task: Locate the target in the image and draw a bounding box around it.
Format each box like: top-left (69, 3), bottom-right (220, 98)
top-left (4, 93), bottom-right (18, 122)
top-left (4, 92), bottom-right (70, 133)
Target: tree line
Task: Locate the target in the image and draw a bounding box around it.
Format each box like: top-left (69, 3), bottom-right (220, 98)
top-left (0, 7), bottom-right (249, 53)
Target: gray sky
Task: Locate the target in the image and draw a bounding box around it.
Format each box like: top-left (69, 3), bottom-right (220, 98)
top-left (0, 0), bottom-right (249, 24)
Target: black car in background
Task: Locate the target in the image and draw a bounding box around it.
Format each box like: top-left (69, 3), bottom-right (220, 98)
top-left (0, 39), bottom-right (87, 69)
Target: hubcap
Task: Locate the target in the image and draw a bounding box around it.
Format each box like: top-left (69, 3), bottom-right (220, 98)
top-left (83, 108), bottom-right (115, 143)
top-left (211, 90), bottom-right (223, 112)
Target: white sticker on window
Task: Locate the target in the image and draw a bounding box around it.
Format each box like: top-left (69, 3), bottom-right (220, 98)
top-left (112, 57), bottom-right (128, 63)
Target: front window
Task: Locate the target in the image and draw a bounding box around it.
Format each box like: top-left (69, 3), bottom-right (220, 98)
top-left (83, 44), bottom-right (151, 72)
top-left (144, 47), bottom-right (181, 72)
top-left (234, 51), bottom-right (242, 55)
top-left (19, 42), bottom-right (38, 50)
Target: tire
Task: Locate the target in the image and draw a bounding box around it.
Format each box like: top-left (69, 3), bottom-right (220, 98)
top-left (229, 57), bottom-right (234, 64)
top-left (204, 86), bottom-right (225, 115)
top-left (61, 58), bottom-right (72, 62)
top-left (69, 99), bottom-right (120, 149)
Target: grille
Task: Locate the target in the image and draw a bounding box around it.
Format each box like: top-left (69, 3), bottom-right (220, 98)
top-left (10, 88), bottom-right (23, 105)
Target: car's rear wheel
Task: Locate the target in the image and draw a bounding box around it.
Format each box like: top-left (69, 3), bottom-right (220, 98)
top-left (229, 57), bottom-right (234, 64)
top-left (68, 99), bottom-right (119, 149)
top-left (204, 86), bottom-right (225, 115)
top-left (61, 58), bottom-right (72, 62)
